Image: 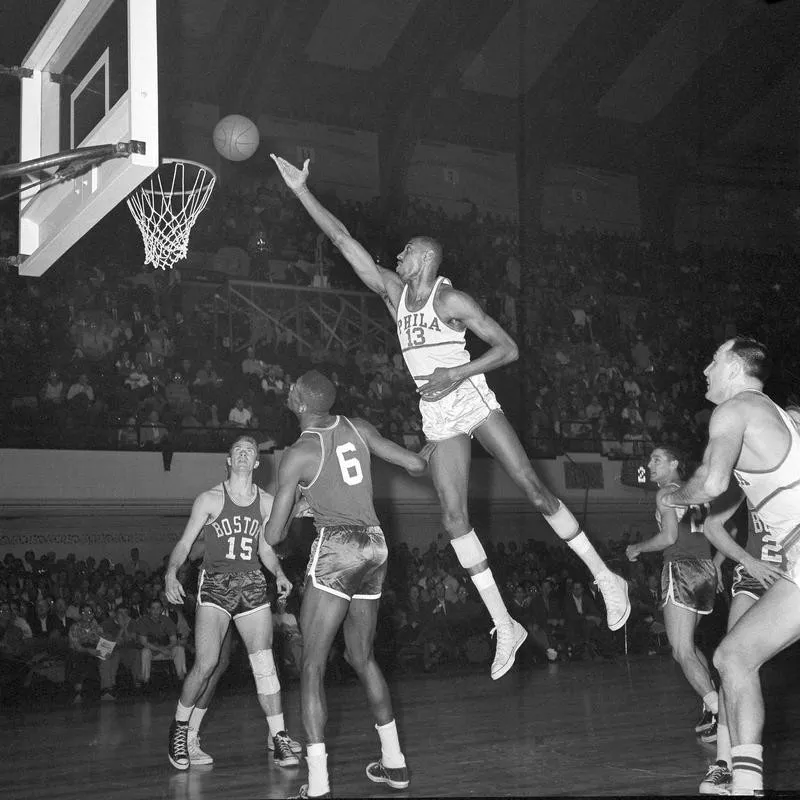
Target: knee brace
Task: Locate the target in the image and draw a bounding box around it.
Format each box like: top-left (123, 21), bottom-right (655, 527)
top-left (248, 649), bottom-right (280, 696)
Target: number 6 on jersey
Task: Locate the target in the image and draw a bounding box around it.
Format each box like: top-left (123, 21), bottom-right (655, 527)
top-left (336, 443), bottom-right (363, 486)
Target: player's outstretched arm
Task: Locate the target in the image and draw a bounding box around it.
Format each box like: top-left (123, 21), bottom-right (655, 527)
top-left (662, 401), bottom-right (746, 507)
top-left (270, 154), bottom-right (403, 315)
top-left (165, 491), bottom-right (215, 604)
top-left (417, 288), bottom-right (518, 400)
top-left (350, 418), bottom-right (429, 476)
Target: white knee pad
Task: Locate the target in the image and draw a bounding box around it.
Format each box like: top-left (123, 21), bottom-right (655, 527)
top-left (249, 649), bottom-right (280, 695)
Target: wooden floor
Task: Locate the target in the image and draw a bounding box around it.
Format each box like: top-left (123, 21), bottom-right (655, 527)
top-left (4, 654), bottom-right (800, 799)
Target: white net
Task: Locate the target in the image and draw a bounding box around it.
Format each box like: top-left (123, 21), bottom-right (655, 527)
top-left (127, 159), bottom-right (216, 270)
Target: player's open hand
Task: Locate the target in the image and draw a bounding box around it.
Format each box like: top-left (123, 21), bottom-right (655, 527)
top-left (625, 544), bottom-right (640, 562)
top-left (164, 572), bottom-right (185, 605)
top-left (406, 442), bottom-right (436, 477)
top-left (417, 367), bottom-right (461, 401)
top-left (745, 557), bottom-right (784, 590)
top-left (276, 573), bottom-right (293, 601)
top-left (270, 154), bottom-right (310, 194)
top-left (292, 495), bottom-right (313, 518)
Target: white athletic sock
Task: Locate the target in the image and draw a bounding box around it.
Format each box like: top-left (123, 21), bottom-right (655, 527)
top-left (306, 743), bottom-right (329, 797)
top-left (471, 568), bottom-right (512, 627)
top-left (731, 744), bottom-right (763, 794)
top-left (716, 724), bottom-right (732, 767)
top-left (267, 713), bottom-right (286, 739)
top-left (451, 531), bottom-right (511, 627)
top-left (188, 706), bottom-right (208, 733)
top-left (175, 700), bottom-right (194, 723)
top-left (703, 690), bottom-right (719, 716)
top-left (375, 719), bottom-right (406, 769)
top-left (544, 503), bottom-right (607, 578)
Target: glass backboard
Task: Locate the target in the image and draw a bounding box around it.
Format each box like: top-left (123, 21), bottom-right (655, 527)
top-left (17, 0), bottom-right (159, 277)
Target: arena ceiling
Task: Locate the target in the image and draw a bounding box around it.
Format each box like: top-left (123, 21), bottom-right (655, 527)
top-left (3, 0), bottom-right (799, 181)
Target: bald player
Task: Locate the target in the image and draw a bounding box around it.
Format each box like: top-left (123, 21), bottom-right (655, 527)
top-left (263, 370), bottom-right (429, 799)
top-left (272, 154), bottom-right (630, 684)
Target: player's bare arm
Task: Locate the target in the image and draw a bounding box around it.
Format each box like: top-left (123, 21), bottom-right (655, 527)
top-left (261, 440), bottom-right (319, 548)
top-left (417, 287), bottom-right (518, 399)
top-left (164, 488), bottom-right (221, 604)
top-left (662, 401), bottom-right (747, 507)
top-left (626, 488), bottom-right (680, 561)
top-left (703, 488), bottom-right (783, 590)
top-left (270, 154), bottom-right (403, 317)
top-left (350, 417), bottom-right (431, 476)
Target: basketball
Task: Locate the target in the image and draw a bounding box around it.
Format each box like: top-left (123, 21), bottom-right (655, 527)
top-left (212, 114), bottom-right (260, 162)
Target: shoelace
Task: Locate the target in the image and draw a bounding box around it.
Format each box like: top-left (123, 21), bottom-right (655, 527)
top-left (489, 622), bottom-right (515, 643)
top-left (173, 725), bottom-right (188, 754)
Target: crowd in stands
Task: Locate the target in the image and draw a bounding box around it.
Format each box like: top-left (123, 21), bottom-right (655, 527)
top-left (3, 157), bottom-right (799, 461)
top-left (1, 532), bottom-right (727, 705)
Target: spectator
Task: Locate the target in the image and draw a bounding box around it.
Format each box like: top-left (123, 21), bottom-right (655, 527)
top-left (227, 397), bottom-right (253, 428)
top-left (40, 370), bottom-right (65, 409)
top-left (66, 373), bottom-right (95, 412)
top-left (562, 580), bottom-right (611, 660)
top-left (67, 603), bottom-right (117, 702)
top-left (134, 598), bottom-right (187, 689)
top-left (127, 548), bottom-right (151, 576)
top-left (100, 603), bottom-right (142, 692)
top-left (139, 409), bottom-right (170, 449)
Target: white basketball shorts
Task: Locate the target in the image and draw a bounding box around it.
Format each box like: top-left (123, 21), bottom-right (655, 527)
top-left (419, 373), bottom-right (501, 442)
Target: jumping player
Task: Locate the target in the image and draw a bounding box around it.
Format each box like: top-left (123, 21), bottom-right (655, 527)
top-left (263, 370), bottom-right (429, 799)
top-left (164, 435), bottom-right (301, 771)
top-left (663, 337), bottom-right (800, 795)
top-left (271, 154), bottom-right (630, 682)
top-left (626, 446), bottom-right (719, 740)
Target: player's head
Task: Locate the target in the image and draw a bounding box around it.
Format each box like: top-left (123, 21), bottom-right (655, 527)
top-left (227, 435), bottom-right (259, 474)
top-left (704, 336), bottom-right (770, 404)
top-left (648, 445), bottom-right (686, 485)
top-left (289, 370), bottom-right (336, 416)
top-left (395, 236), bottom-right (443, 281)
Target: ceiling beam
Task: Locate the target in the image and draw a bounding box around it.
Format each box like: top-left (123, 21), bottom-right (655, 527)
top-left (640, 2), bottom-right (800, 166)
top-left (232, 0), bottom-right (330, 117)
top-left (524, 0), bottom-right (684, 115)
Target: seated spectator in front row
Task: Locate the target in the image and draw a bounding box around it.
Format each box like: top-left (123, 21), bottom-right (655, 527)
top-left (562, 580), bottom-right (613, 660)
top-left (134, 599), bottom-right (186, 689)
top-left (67, 603), bottom-right (119, 702)
top-left (100, 604), bottom-right (142, 691)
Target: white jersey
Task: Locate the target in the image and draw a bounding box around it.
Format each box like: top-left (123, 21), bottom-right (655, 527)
top-left (733, 390), bottom-right (800, 548)
top-left (396, 276), bottom-right (470, 389)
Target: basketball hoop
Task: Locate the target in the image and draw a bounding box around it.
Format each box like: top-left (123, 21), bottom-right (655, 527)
top-left (127, 158), bottom-right (216, 270)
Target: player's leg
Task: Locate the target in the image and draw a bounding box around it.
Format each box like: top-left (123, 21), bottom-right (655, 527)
top-left (169, 603), bottom-right (230, 770)
top-left (298, 579), bottom-right (351, 798)
top-left (700, 593), bottom-right (755, 795)
top-left (344, 597), bottom-right (409, 790)
top-left (663, 600), bottom-right (716, 709)
top-left (473, 412), bottom-right (630, 631)
top-left (235, 604), bottom-right (300, 767)
top-left (713, 578), bottom-right (800, 795)
top-left (428, 434), bottom-right (525, 679)
top-left (186, 622), bottom-right (234, 766)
